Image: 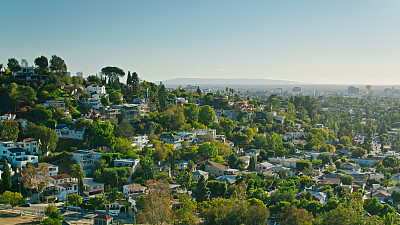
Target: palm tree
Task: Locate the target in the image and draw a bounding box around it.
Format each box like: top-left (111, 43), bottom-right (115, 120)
top-left (71, 164), bottom-right (86, 196)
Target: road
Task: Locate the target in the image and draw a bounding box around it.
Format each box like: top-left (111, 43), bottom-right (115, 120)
top-left (2, 203), bottom-right (135, 224)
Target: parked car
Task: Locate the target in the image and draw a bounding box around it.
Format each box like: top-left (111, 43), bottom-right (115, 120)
top-left (108, 212), bottom-right (119, 217)
top-left (22, 203), bottom-right (31, 207)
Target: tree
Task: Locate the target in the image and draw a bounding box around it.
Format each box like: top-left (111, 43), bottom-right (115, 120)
top-left (192, 175), bottom-right (210, 202)
top-left (1, 159), bottom-right (11, 192)
top-left (277, 205), bottom-right (313, 225)
top-left (249, 157), bottom-right (256, 171)
top-left (296, 160), bottom-right (312, 172)
top-left (34, 56), bottom-right (49, 69)
top-left (351, 147), bottom-right (365, 158)
top-left (196, 87), bottom-right (202, 95)
top-left (340, 175), bottom-right (353, 185)
top-left (198, 105), bottom-right (216, 126)
top-left (101, 96), bottom-right (110, 106)
top-left (67, 194), bottom-right (82, 213)
top-left (101, 66), bottom-right (125, 84)
top-left (183, 103), bottom-right (199, 124)
top-left (126, 71), bottom-right (132, 86)
top-left (87, 75), bottom-right (102, 85)
top-left (71, 164), bottom-right (86, 195)
top-left (44, 203), bottom-right (63, 222)
top-left (49, 55), bottom-right (67, 74)
top-left (0, 191), bottom-right (24, 210)
top-left (105, 186), bottom-right (123, 204)
top-left (157, 84), bottom-right (167, 112)
top-left (22, 163), bottom-right (50, 196)
top-left (317, 154), bottom-right (332, 165)
top-left (174, 194), bottom-right (197, 225)
top-left (89, 196), bottom-right (106, 212)
top-left (33, 125), bottom-right (59, 153)
top-left (131, 72), bottom-right (139, 94)
top-left (136, 180), bottom-right (173, 225)
top-left (382, 155), bottom-right (399, 168)
top-left (0, 120), bottom-right (19, 142)
top-left (391, 190), bottom-right (400, 204)
top-left (7, 58), bottom-right (21, 76)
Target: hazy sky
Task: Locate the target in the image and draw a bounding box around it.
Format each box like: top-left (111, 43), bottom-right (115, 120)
top-left (2, 1), bottom-right (400, 85)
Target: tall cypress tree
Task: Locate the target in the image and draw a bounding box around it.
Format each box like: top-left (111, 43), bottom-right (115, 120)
top-left (157, 84), bottom-right (167, 112)
top-left (192, 175), bottom-right (210, 202)
top-left (1, 159), bottom-right (12, 193)
top-left (126, 71), bottom-right (132, 86)
top-left (132, 72), bottom-right (139, 95)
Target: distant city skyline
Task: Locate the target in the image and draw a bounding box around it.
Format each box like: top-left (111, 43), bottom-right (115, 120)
top-left (2, 1), bottom-right (400, 85)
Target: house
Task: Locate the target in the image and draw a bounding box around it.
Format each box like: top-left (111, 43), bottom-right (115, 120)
top-left (195, 129), bottom-right (217, 138)
top-left (340, 162), bottom-right (361, 173)
top-left (215, 175), bottom-right (236, 185)
top-left (102, 107), bottom-right (121, 121)
top-left (123, 183), bottom-right (146, 198)
top-left (38, 162), bottom-right (58, 177)
top-left (372, 191), bottom-right (391, 202)
top-left (43, 100), bottom-right (66, 110)
top-left (55, 124), bottom-right (85, 140)
top-left (273, 115), bottom-right (285, 123)
top-left (131, 135), bottom-right (150, 150)
top-left (50, 174), bottom-right (72, 185)
top-left (254, 162), bottom-right (274, 173)
top-left (16, 119), bottom-right (28, 128)
top-left (110, 104), bottom-right (149, 121)
top-left (204, 161), bottom-right (227, 176)
top-left (87, 84), bottom-right (107, 96)
top-left (0, 114), bottom-right (16, 121)
top-left (159, 134), bottom-right (184, 148)
top-left (0, 142), bottom-right (38, 168)
top-left (94, 214), bottom-right (113, 225)
top-left (154, 161), bottom-right (170, 176)
top-left (19, 138), bottom-right (40, 155)
top-left (245, 149), bottom-right (260, 158)
top-left (268, 157), bottom-right (301, 168)
top-left (71, 150), bottom-right (102, 175)
top-left (114, 158), bottom-right (140, 173)
top-left (50, 174), bottom-right (77, 201)
top-left (174, 160), bottom-right (189, 170)
top-left (58, 182), bottom-right (78, 201)
top-left (83, 178), bottom-right (104, 197)
top-left (177, 132), bottom-right (197, 142)
top-left (192, 170), bottom-right (209, 182)
top-left (239, 156), bottom-right (250, 167)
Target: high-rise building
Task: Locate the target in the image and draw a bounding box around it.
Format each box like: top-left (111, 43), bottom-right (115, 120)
top-left (292, 86), bottom-right (302, 94)
top-left (348, 86), bottom-right (359, 95)
top-left (366, 85), bottom-right (372, 95)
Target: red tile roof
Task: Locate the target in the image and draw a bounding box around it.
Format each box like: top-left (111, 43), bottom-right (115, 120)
top-left (94, 214), bottom-right (113, 220)
top-left (50, 174), bottom-right (70, 180)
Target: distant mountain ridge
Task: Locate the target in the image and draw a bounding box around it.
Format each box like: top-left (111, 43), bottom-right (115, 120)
top-left (161, 78), bottom-right (301, 86)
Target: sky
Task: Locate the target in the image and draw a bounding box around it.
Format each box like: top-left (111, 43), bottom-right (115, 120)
top-left (2, 1), bottom-right (400, 85)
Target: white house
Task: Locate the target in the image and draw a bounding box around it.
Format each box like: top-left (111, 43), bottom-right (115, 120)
top-left (114, 158), bottom-right (140, 173)
top-left (71, 150), bottom-right (102, 175)
top-left (0, 141), bottom-right (38, 168)
top-left (255, 162), bottom-right (274, 173)
top-left (174, 160), bottom-right (189, 170)
top-left (18, 138), bottom-right (40, 155)
top-left (38, 162), bottom-right (58, 177)
top-left (123, 183), bottom-right (146, 198)
top-left (55, 124), bottom-right (85, 140)
top-left (43, 100), bottom-right (66, 110)
top-left (87, 84), bottom-right (107, 96)
top-left (0, 114), bottom-right (16, 120)
top-left (131, 135), bottom-right (150, 150)
top-left (192, 170), bottom-right (209, 182)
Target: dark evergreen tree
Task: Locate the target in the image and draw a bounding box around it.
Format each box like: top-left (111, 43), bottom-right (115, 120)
top-left (126, 71), bottom-right (132, 86)
top-left (192, 175), bottom-right (210, 202)
top-left (157, 84), bottom-right (167, 112)
top-left (249, 157), bottom-right (256, 171)
top-left (196, 86), bottom-right (202, 95)
top-left (1, 159), bottom-right (12, 192)
top-left (132, 72), bottom-right (140, 95)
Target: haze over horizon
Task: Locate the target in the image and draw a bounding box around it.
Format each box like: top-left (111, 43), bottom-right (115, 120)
top-left (2, 1), bottom-right (400, 85)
